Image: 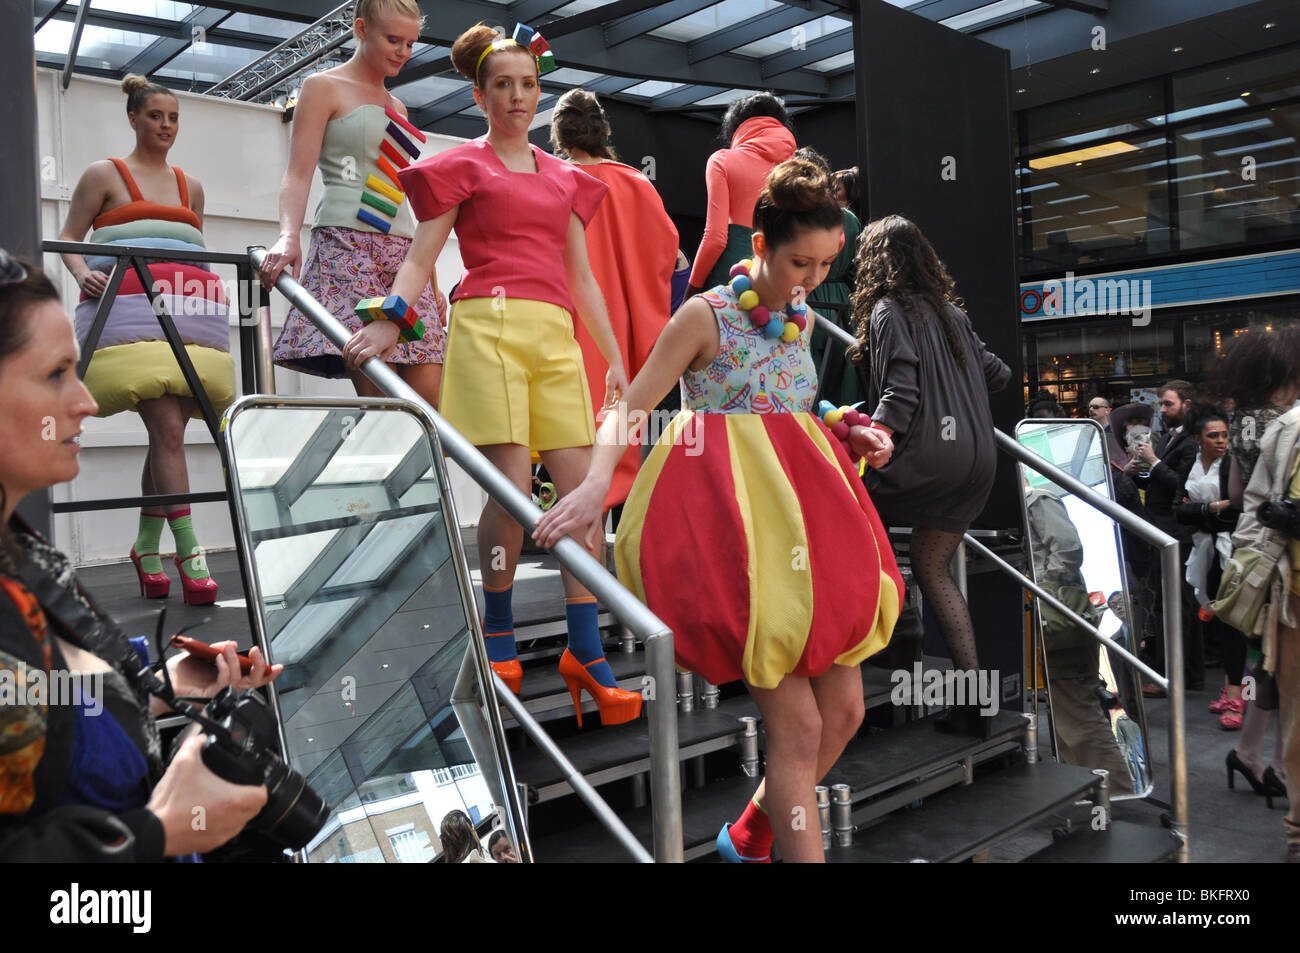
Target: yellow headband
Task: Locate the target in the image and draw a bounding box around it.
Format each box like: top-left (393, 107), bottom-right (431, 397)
top-left (475, 37), bottom-right (523, 85)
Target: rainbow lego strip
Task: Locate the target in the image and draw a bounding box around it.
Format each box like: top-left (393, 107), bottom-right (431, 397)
top-left (385, 122), bottom-right (420, 161)
top-left (366, 174), bottom-right (404, 206)
top-left (380, 139), bottom-right (410, 169)
top-left (354, 294), bottom-right (426, 342)
top-left (385, 105), bottom-right (427, 144)
top-left (376, 154), bottom-right (404, 190)
top-left (355, 208), bottom-right (392, 233)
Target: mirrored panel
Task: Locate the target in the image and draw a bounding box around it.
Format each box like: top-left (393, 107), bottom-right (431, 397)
top-left (223, 397), bottom-right (528, 861)
top-left (1016, 418), bottom-right (1154, 799)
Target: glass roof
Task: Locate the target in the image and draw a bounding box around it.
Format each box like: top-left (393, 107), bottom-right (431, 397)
top-left (37, 21), bottom-right (153, 70)
top-left (649, 0), bottom-right (786, 43)
top-left (157, 42), bottom-right (264, 84)
top-left (732, 14), bottom-right (851, 59)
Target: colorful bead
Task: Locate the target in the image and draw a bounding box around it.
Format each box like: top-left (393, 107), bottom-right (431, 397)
top-left (730, 274), bottom-right (752, 295)
top-left (780, 322), bottom-right (800, 342)
top-left (763, 318), bottom-right (784, 339)
top-left (824, 408), bottom-right (843, 426)
top-left (831, 420), bottom-right (850, 440)
top-left (789, 312), bottom-right (807, 332)
top-left (738, 289), bottom-right (760, 311)
top-left (842, 408), bottom-right (861, 427)
top-left (729, 262), bottom-right (749, 279)
top-left (749, 305), bottom-right (771, 327)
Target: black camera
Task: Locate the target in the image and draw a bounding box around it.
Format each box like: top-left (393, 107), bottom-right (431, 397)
top-left (1258, 497), bottom-right (1300, 539)
top-left (199, 687), bottom-right (329, 851)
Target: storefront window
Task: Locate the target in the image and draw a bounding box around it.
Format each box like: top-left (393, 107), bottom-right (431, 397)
top-left (1182, 303), bottom-right (1300, 379)
top-left (1173, 99), bottom-right (1300, 252)
top-left (1020, 81), bottom-right (1171, 274)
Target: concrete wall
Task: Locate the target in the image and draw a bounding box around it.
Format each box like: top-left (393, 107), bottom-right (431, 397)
top-left (35, 69), bottom-right (485, 565)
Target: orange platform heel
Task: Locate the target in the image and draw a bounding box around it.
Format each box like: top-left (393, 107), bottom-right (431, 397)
top-left (490, 658), bottom-right (523, 694)
top-left (130, 548), bottom-right (170, 599)
top-left (558, 649), bottom-right (642, 728)
top-left (174, 553), bottom-right (218, 606)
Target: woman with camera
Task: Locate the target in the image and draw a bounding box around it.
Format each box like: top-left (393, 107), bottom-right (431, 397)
top-left (0, 252), bottom-right (281, 861)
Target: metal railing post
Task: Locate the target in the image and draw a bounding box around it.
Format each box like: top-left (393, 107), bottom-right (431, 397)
top-left (1161, 539), bottom-right (1188, 861)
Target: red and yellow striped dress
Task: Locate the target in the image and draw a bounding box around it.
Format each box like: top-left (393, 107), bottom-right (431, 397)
top-left (614, 285), bottom-right (903, 689)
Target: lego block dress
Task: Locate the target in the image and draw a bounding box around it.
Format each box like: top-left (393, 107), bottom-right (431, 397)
top-left (614, 285), bottom-right (904, 690)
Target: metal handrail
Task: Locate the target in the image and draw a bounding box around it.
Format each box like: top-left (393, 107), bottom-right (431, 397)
top-left (815, 314), bottom-right (1188, 861)
top-left (248, 245), bottom-right (683, 862)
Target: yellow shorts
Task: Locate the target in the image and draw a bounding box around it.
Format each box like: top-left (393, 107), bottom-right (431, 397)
top-left (440, 297), bottom-right (595, 451)
top-left (83, 341), bottom-right (236, 419)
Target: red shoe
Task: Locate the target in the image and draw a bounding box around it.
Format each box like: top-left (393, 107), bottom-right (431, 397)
top-left (490, 659), bottom-right (523, 694)
top-left (129, 548), bottom-right (170, 599)
top-left (1209, 686), bottom-right (1231, 714)
top-left (558, 649), bottom-right (642, 728)
top-left (174, 553), bottom-right (218, 606)
top-left (1219, 698), bottom-right (1245, 730)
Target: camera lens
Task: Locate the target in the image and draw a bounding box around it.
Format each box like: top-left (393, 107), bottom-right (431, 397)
top-left (258, 758), bottom-right (330, 849)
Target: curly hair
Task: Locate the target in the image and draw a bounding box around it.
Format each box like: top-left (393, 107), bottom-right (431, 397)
top-left (848, 214), bottom-right (966, 368)
top-left (1204, 325), bottom-right (1300, 408)
top-left (718, 91), bottom-right (792, 145)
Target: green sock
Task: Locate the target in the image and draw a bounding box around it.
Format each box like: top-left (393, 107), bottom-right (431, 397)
top-left (168, 509), bottom-right (210, 580)
top-left (134, 512), bottom-right (166, 575)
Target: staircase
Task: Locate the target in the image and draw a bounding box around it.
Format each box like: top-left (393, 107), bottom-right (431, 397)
top-left (491, 547), bottom-right (1180, 864)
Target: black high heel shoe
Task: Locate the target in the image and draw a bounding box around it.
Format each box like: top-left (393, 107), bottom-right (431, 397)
top-left (1263, 766), bottom-right (1288, 809)
top-left (934, 704), bottom-right (993, 740)
top-left (1226, 749), bottom-right (1275, 805)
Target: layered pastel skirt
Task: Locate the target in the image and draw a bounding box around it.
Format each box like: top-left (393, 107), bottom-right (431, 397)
top-left (614, 411), bottom-right (904, 690)
top-left (75, 261), bottom-right (234, 418)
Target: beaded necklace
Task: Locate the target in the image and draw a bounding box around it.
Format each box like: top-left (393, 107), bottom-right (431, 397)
top-left (726, 259), bottom-right (807, 342)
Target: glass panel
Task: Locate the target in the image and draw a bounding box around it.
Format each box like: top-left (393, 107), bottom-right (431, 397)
top-left (219, 12), bottom-right (306, 40)
top-left (36, 21), bottom-right (155, 69)
top-left (621, 80), bottom-right (684, 99)
top-left (1174, 101), bottom-right (1300, 252)
top-left (941, 0), bottom-right (1046, 31)
top-left (731, 14), bottom-right (850, 58)
top-left (1016, 419), bottom-right (1153, 799)
top-left (1032, 322), bottom-right (1176, 397)
top-left (649, 0), bottom-right (780, 43)
top-left (225, 401), bottom-right (525, 863)
top-left (810, 50), bottom-right (855, 72)
top-left (157, 42), bottom-right (263, 84)
top-left (1022, 81), bottom-right (1170, 272)
top-left (92, 0), bottom-right (194, 17)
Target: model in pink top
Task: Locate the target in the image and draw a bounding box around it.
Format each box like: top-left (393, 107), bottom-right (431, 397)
top-left (341, 24), bottom-right (641, 727)
top-left (687, 94), bottom-right (796, 295)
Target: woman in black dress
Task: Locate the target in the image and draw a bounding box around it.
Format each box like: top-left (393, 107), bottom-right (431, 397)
top-left (850, 215), bottom-right (1011, 733)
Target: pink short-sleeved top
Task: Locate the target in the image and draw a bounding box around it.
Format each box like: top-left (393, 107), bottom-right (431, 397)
top-left (398, 140), bottom-right (608, 314)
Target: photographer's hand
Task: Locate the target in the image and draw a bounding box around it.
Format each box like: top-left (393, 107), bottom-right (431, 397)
top-left (147, 732), bottom-right (268, 856)
top-left (153, 643), bottom-right (283, 715)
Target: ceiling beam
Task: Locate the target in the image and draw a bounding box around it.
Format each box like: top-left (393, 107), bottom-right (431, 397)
top-left (603, 0), bottom-right (719, 48)
top-left (548, 0), bottom-right (670, 40)
top-left (34, 0), bottom-right (69, 33)
top-left (121, 8), bottom-right (233, 77)
top-left (507, 0), bottom-right (581, 24)
top-left (688, 4), bottom-right (824, 64)
top-left (1042, 0), bottom-right (1109, 12)
top-left (647, 83), bottom-right (725, 110)
top-left (760, 27), bottom-right (853, 79)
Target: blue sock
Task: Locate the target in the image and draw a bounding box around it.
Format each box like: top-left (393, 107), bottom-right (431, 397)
top-left (483, 584), bottom-right (515, 663)
top-left (566, 597), bottom-right (615, 687)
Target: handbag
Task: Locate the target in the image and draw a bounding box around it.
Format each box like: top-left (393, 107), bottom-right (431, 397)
top-left (1211, 532), bottom-right (1287, 637)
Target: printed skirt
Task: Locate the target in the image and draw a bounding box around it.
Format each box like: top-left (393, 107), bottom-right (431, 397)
top-left (272, 226), bottom-right (445, 378)
top-left (615, 411), bottom-right (903, 689)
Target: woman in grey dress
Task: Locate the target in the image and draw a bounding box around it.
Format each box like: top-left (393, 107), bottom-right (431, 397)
top-left (850, 215), bottom-right (1011, 734)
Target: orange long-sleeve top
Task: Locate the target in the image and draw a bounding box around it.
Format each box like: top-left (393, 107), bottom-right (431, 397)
top-left (688, 116), bottom-right (797, 288)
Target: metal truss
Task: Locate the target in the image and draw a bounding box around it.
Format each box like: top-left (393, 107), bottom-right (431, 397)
top-left (205, 0), bottom-right (355, 102)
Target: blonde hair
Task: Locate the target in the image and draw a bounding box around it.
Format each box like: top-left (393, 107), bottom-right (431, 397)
top-left (354, 0), bottom-right (424, 27)
top-left (121, 74), bottom-right (174, 115)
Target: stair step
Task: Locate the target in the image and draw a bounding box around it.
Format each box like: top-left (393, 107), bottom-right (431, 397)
top-left (824, 709), bottom-right (1026, 804)
top-left (827, 761), bottom-right (1101, 863)
top-left (512, 695), bottom-right (757, 802)
top-left (529, 775), bottom-right (761, 863)
top-left (1021, 819), bottom-right (1182, 863)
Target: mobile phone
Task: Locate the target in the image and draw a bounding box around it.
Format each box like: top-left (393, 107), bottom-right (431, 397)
top-left (169, 635), bottom-right (257, 675)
